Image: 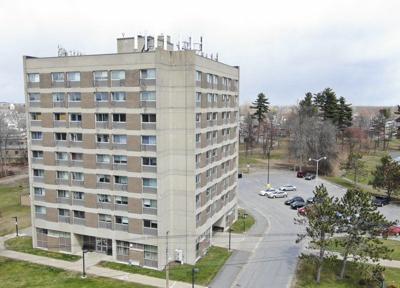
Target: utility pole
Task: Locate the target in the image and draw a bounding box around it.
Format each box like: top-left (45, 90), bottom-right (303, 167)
top-left (13, 216), bottom-right (19, 237)
top-left (165, 231), bottom-right (169, 288)
top-left (228, 228), bottom-right (231, 251)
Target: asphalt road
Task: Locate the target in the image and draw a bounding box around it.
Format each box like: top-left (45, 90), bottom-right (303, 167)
top-left (221, 168), bottom-right (399, 288)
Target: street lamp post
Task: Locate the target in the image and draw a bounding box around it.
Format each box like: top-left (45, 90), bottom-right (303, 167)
top-left (13, 216), bottom-right (19, 237)
top-left (308, 156), bottom-right (327, 183)
top-left (81, 249), bottom-right (88, 278)
top-left (192, 267), bottom-right (199, 288)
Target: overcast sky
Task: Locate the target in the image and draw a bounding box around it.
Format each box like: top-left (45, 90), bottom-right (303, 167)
top-left (1, 0), bottom-right (399, 106)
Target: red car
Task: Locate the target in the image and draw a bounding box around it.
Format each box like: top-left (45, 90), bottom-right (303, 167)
top-left (384, 225), bottom-right (400, 236)
top-left (298, 205), bottom-right (312, 216)
top-left (297, 171), bottom-right (305, 178)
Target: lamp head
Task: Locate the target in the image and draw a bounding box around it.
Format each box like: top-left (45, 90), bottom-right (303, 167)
top-left (308, 158), bottom-right (311, 162)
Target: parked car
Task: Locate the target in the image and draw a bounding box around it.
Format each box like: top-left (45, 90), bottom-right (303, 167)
top-left (306, 197), bottom-right (315, 204)
top-left (291, 199), bottom-right (306, 209)
top-left (383, 225), bottom-right (400, 236)
top-left (304, 173), bottom-right (316, 180)
top-left (266, 190), bottom-right (288, 198)
top-left (372, 196), bottom-right (390, 207)
top-left (285, 196), bottom-right (304, 205)
top-left (298, 204), bottom-right (312, 216)
top-left (280, 185), bottom-right (297, 191)
top-left (259, 188), bottom-right (276, 196)
top-left (296, 171), bottom-right (305, 178)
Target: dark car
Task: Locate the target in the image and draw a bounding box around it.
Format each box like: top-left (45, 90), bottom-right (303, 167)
top-left (372, 196), bottom-right (390, 207)
top-left (304, 173), bottom-right (316, 180)
top-left (291, 200), bottom-right (306, 209)
top-left (238, 172), bottom-right (243, 179)
top-left (285, 196), bottom-right (304, 206)
top-left (296, 171), bottom-right (305, 178)
top-left (306, 197), bottom-right (315, 204)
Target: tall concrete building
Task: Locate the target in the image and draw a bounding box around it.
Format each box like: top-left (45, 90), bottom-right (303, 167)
top-left (24, 35), bottom-right (239, 269)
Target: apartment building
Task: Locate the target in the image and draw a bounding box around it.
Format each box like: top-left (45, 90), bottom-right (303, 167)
top-left (24, 35), bottom-right (239, 270)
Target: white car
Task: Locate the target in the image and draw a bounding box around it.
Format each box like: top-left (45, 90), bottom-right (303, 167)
top-left (279, 185), bottom-right (296, 191)
top-left (266, 190), bottom-right (288, 198)
top-left (259, 188), bottom-right (276, 196)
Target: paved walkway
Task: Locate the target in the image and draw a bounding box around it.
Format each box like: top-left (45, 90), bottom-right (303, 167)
top-left (0, 173), bottom-right (28, 184)
top-left (0, 231), bottom-right (206, 288)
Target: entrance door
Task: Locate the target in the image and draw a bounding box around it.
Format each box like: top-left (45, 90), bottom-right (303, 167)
top-left (82, 235), bottom-right (96, 251)
top-left (95, 238), bottom-right (112, 255)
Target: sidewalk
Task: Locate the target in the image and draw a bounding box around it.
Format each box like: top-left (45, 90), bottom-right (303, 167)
top-left (0, 232), bottom-right (206, 288)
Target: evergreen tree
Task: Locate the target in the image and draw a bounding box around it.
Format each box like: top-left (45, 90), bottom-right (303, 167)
top-left (337, 96), bottom-right (353, 148)
top-left (313, 88), bottom-right (339, 123)
top-left (299, 92), bottom-right (318, 118)
top-left (394, 105), bottom-right (400, 139)
top-left (251, 93), bottom-right (270, 143)
top-left (370, 155), bottom-right (400, 200)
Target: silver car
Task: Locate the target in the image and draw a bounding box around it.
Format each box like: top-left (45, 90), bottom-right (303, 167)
top-left (279, 184), bottom-right (296, 191)
top-left (266, 190), bottom-right (288, 198)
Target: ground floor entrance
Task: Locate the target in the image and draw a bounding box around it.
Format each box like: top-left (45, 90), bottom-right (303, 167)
top-left (82, 235), bottom-right (112, 255)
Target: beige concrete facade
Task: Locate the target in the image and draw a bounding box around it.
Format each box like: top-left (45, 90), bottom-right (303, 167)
top-left (24, 37), bottom-right (239, 270)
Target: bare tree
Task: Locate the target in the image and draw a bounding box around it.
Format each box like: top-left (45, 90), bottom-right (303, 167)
top-left (241, 112), bottom-right (256, 158)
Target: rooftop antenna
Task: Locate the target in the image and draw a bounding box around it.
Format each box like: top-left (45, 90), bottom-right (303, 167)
top-left (200, 36), bottom-right (203, 52)
top-left (216, 53), bottom-right (218, 61)
top-left (122, 32), bottom-right (125, 38)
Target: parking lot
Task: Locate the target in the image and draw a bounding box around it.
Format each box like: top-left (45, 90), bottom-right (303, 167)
top-left (231, 168), bottom-right (399, 288)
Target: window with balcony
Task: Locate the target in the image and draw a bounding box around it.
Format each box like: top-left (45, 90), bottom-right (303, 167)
top-left (67, 72), bottom-right (80, 82)
top-left (71, 172), bottom-right (84, 181)
top-left (73, 191), bottom-right (84, 200)
top-left (206, 74), bottom-right (212, 84)
top-left (93, 71), bottom-right (108, 81)
top-left (68, 92), bottom-right (81, 102)
top-left (98, 194), bottom-right (111, 203)
top-left (69, 113), bottom-right (82, 122)
top-left (142, 157), bottom-right (156, 166)
top-left (95, 92), bottom-right (108, 102)
top-left (114, 175), bottom-right (128, 185)
top-left (32, 150), bottom-right (43, 159)
top-left (71, 153), bottom-right (83, 161)
top-left (195, 133), bottom-right (200, 143)
top-left (113, 135), bottom-right (127, 144)
top-left (196, 71), bottom-right (202, 82)
top-left (143, 178), bottom-right (157, 188)
top-left (140, 91), bottom-right (156, 101)
top-left (96, 154), bottom-right (111, 163)
top-left (33, 169), bottom-right (44, 177)
top-left (27, 73), bottom-right (39, 83)
top-left (56, 171), bottom-right (69, 180)
top-left (195, 113), bottom-right (201, 123)
top-left (29, 93), bottom-right (40, 102)
top-left (143, 199), bottom-right (157, 209)
top-left (213, 75), bottom-right (218, 85)
top-left (53, 93), bottom-right (65, 102)
top-left (34, 187), bottom-right (45, 196)
top-left (115, 216), bottom-right (128, 224)
top-left (141, 135), bottom-right (156, 145)
top-left (143, 219), bottom-right (157, 229)
top-left (113, 155), bottom-right (127, 164)
top-left (51, 72), bottom-right (64, 82)
top-left (97, 175), bottom-right (111, 183)
top-left (57, 190), bottom-right (69, 198)
top-left (99, 214), bottom-right (112, 223)
top-left (70, 133), bottom-right (82, 142)
top-left (196, 92), bottom-right (201, 105)
top-left (54, 113), bottom-right (67, 121)
top-left (112, 113), bottom-right (126, 122)
top-left (111, 70), bottom-right (125, 80)
top-left (73, 210), bottom-right (85, 219)
top-left (115, 196), bottom-right (128, 205)
top-left (58, 209), bottom-right (69, 216)
top-left (35, 205), bottom-right (46, 214)
top-left (96, 134), bottom-right (109, 143)
top-left (55, 133), bottom-right (67, 141)
top-left (207, 94), bottom-right (213, 103)
top-left (140, 69), bottom-right (156, 79)
top-left (195, 174), bottom-right (200, 185)
top-left (56, 152), bottom-right (68, 161)
top-left (111, 92), bottom-right (126, 102)
top-left (96, 113), bottom-right (109, 122)
top-left (31, 132), bottom-right (43, 140)
top-left (142, 114), bottom-right (156, 123)
top-left (30, 112), bottom-right (41, 121)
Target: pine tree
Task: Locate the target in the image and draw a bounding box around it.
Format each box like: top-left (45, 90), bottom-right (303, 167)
top-left (299, 92), bottom-right (318, 118)
top-left (251, 93), bottom-right (270, 143)
top-left (337, 96), bottom-right (353, 149)
top-left (370, 155), bottom-right (400, 200)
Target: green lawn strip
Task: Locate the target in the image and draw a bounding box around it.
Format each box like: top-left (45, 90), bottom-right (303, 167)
top-left (230, 209), bottom-right (255, 233)
top-left (294, 255), bottom-right (400, 287)
top-left (5, 236), bottom-right (81, 262)
top-left (0, 183), bottom-right (30, 236)
top-left (326, 238), bottom-right (400, 261)
top-left (99, 246), bottom-right (231, 286)
top-left (0, 256), bottom-right (153, 288)
top-left (323, 176), bottom-right (356, 190)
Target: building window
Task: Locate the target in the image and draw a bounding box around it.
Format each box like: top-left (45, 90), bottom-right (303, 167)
top-left (142, 114), bottom-right (156, 123)
top-left (73, 191), bottom-right (84, 200)
top-left (73, 210), bottom-right (85, 219)
top-left (55, 133), bottom-right (67, 141)
top-left (54, 113), bottom-right (67, 121)
top-left (30, 112), bottom-right (41, 121)
top-left (143, 178), bottom-right (157, 188)
top-left (93, 71), bottom-right (108, 81)
top-left (52, 93), bottom-right (65, 102)
top-left (55, 152), bottom-right (68, 161)
top-left (195, 133), bottom-right (200, 143)
top-left (68, 92), bottom-right (81, 102)
top-left (35, 205), bottom-right (46, 214)
top-left (51, 72), bottom-right (64, 82)
top-left (140, 69), bottom-right (156, 79)
top-left (144, 245), bottom-right (158, 261)
top-left (115, 216), bottom-right (128, 225)
top-left (113, 155), bottom-right (127, 164)
top-left (112, 113), bottom-right (126, 122)
top-left (97, 175), bottom-right (111, 183)
top-left (27, 73), bottom-right (39, 83)
top-left (111, 92), bottom-right (126, 102)
top-left (57, 190), bottom-right (69, 198)
top-left (140, 91), bottom-right (156, 101)
top-left (29, 93), bottom-right (40, 102)
top-left (141, 136), bottom-right (156, 145)
top-left (116, 241), bottom-right (129, 256)
top-left (58, 209), bottom-right (69, 217)
top-left (111, 70), bottom-right (125, 80)
top-left (196, 92), bottom-right (201, 103)
top-left (70, 113), bottom-right (82, 122)
top-left (70, 133), bottom-right (82, 142)
top-left (115, 196), bottom-right (128, 205)
top-left (99, 214), bottom-right (112, 223)
top-left (71, 172), bottom-right (84, 181)
top-left (142, 157), bottom-right (156, 166)
top-left (98, 194), bottom-right (111, 203)
top-left (114, 175), bottom-right (128, 185)
top-left (34, 187), bottom-right (45, 196)
top-left (195, 113), bottom-right (201, 123)
top-left (143, 220), bottom-right (157, 229)
top-left (32, 150), bottom-right (43, 159)
top-left (196, 71), bottom-right (202, 82)
top-left (95, 92), bottom-right (109, 102)
top-left (67, 72), bottom-right (80, 82)
top-left (96, 134), bottom-right (110, 143)
top-left (56, 171), bottom-right (69, 180)
top-left (33, 169), bottom-right (44, 177)
top-left (206, 74), bottom-right (212, 84)
top-left (96, 113), bottom-right (109, 122)
top-left (96, 154), bottom-right (111, 163)
top-left (113, 135), bottom-right (127, 144)
top-left (71, 153), bottom-right (83, 161)
top-left (143, 199), bottom-right (157, 208)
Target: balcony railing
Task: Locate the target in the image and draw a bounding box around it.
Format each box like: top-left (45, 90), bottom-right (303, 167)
top-left (141, 144), bottom-right (156, 152)
top-left (111, 79), bottom-right (125, 87)
top-left (97, 202), bottom-right (113, 210)
top-left (94, 80), bottom-right (108, 87)
top-left (95, 121), bottom-right (109, 129)
top-left (57, 197), bottom-right (71, 204)
top-left (98, 221), bottom-right (112, 229)
top-left (112, 164), bottom-right (127, 170)
top-left (30, 120), bottom-right (42, 127)
top-left (143, 207), bottom-right (157, 215)
top-left (140, 101), bottom-right (156, 108)
top-left (143, 227), bottom-right (158, 236)
top-left (31, 158), bottom-right (43, 164)
top-left (73, 218), bottom-right (86, 226)
top-left (115, 204), bottom-right (128, 211)
top-left (59, 216), bottom-right (71, 223)
top-left (72, 199), bottom-right (85, 206)
top-left (55, 178), bottom-right (69, 185)
top-left (54, 121), bottom-right (67, 128)
top-left (142, 123), bottom-right (156, 130)
top-left (33, 176), bottom-right (44, 183)
top-left (115, 223), bottom-right (129, 232)
top-left (34, 195), bottom-right (45, 201)
top-left (114, 183), bottom-right (128, 191)
top-left (71, 180), bottom-right (84, 187)
top-left (96, 182), bottom-right (111, 189)
top-left (142, 166), bottom-right (157, 173)
top-left (69, 121), bottom-right (81, 128)
top-left (112, 122), bottom-right (127, 129)
top-left (35, 213), bottom-right (46, 220)
top-left (143, 187), bottom-right (157, 194)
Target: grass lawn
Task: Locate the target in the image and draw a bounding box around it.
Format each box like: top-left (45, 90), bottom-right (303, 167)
top-left (323, 176), bottom-right (356, 190)
top-left (326, 238), bottom-right (400, 261)
top-left (294, 255), bottom-right (400, 287)
top-left (0, 256), bottom-right (153, 288)
top-left (5, 236), bottom-right (81, 262)
top-left (0, 181), bottom-right (30, 236)
top-left (230, 209), bottom-right (255, 233)
top-left (99, 246), bottom-right (231, 286)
